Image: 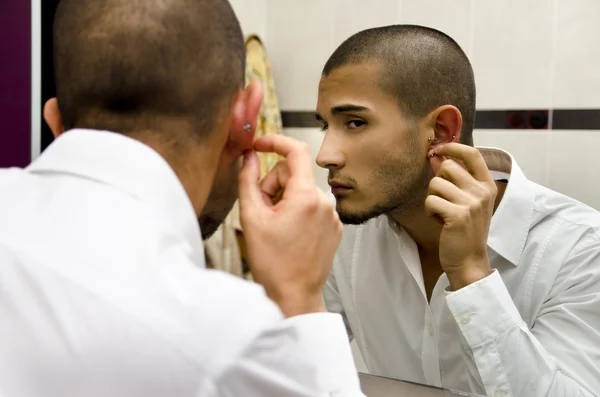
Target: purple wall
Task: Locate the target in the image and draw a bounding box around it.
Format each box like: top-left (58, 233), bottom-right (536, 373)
top-left (0, 1), bottom-right (31, 168)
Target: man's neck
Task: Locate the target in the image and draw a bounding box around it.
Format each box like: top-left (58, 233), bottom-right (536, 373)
top-left (389, 180), bottom-right (508, 255)
top-left (144, 139), bottom-right (217, 217)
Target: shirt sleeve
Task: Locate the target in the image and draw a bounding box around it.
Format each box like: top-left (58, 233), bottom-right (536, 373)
top-left (445, 253), bottom-right (600, 397)
top-left (208, 312), bottom-right (364, 397)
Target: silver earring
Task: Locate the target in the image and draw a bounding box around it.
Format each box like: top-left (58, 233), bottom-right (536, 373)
top-left (243, 123), bottom-right (252, 133)
top-left (452, 135), bottom-right (456, 139)
top-left (427, 137), bottom-right (432, 141)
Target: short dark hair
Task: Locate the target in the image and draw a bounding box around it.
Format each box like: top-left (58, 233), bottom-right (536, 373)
top-left (53, 0), bottom-right (245, 140)
top-left (323, 25), bottom-right (476, 146)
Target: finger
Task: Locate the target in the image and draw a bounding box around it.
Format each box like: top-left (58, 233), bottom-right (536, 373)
top-left (431, 143), bottom-right (492, 183)
top-left (238, 151), bottom-right (267, 215)
top-left (253, 135), bottom-right (315, 185)
top-left (260, 160), bottom-right (291, 205)
top-left (435, 159), bottom-right (474, 190)
top-left (428, 176), bottom-right (467, 204)
top-left (424, 194), bottom-right (456, 220)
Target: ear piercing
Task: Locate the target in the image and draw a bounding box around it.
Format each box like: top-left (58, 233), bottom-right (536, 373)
top-left (243, 123), bottom-right (252, 133)
top-left (452, 135), bottom-right (456, 139)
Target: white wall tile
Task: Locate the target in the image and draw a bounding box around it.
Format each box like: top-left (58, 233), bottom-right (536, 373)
top-left (472, 0), bottom-right (554, 109)
top-left (553, 0), bottom-right (600, 108)
top-left (282, 128), bottom-right (329, 192)
top-left (332, 0), bottom-right (399, 48)
top-left (473, 129), bottom-right (549, 187)
top-left (399, 0), bottom-right (473, 58)
top-left (229, 0), bottom-right (267, 39)
top-left (266, 0), bottom-right (333, 110)
top-left (547, 130), bottom-right (600, 210)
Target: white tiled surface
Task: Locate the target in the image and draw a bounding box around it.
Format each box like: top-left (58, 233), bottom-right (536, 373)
top-left (473, 129), bottom-right (549, 187)
top-left (332, 0), bottom-right (399, 48)
top-left (282, 128), bottom-right (329, 192)
top-left (229, 0), bottom-right (267, 39)
top-left (553, 0), bottom-right (600, 108)
top-left (266, 0), bottom-right (334, 110)
top-left (471, 0), bottom-right (554, 109)
top-left (548, 130), bottom-right (599, 210)
top-left (398, 0), bottom-right (473, 58)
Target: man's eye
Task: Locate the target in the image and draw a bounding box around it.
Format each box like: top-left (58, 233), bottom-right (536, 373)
top-left (347, 120), bottom-right (366, 129)
top-left (320, 124), bottom-right (329, 132)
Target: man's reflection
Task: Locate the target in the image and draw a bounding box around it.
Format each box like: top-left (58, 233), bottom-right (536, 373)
top-left (316, 25), bottom-right (600, 396)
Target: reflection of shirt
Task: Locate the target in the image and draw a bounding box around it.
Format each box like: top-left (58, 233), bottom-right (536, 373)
top-left (0, 129), bottom-right (363, 397)
top-left (325, 147), bottom-right (600, 397)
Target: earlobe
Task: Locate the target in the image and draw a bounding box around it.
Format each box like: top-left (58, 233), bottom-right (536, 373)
top-left (43, 98), bottom-right (65, 138)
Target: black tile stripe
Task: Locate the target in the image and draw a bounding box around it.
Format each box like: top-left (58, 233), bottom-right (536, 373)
top-left (281, 109), bottom-right (600, 130)
top-left (553, 109), bottom-right (600, 130)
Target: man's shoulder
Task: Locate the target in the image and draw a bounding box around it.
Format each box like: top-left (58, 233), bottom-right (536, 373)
top-left (530, 181), bottom-right (600, 235)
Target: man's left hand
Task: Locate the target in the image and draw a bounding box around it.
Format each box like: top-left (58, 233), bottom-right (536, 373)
top-left (426, 143), bottom-right (497, 291)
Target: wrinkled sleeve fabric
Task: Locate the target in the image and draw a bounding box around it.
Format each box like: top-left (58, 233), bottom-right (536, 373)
top-left (446, 244), bottom-right (600, 397)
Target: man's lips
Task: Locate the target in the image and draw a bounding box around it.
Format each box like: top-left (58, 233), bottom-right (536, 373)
top-left (329, 181), bottom-right (352, 194)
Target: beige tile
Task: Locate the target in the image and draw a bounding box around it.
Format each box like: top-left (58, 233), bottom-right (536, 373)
top-left (229, 0), bottom-right (267, 39)
top-left (473, 129), bottom-right (549, 187)
top-left (472, 0), bottom-right (554, 109)
top-left (553, 0), bottom-right (600, 108)
top-left (282, 128), bottom-right (329, 192)
top-left (266, 0), bottom-right (334, 110)
top-left (547, 130), bottom-right (600, 210)
top-left (399, 0), bottom-right (472, 58)
top-left (332, 0), bottom-right (399, 48)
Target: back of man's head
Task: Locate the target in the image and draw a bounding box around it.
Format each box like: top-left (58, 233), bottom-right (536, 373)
top-left (323, 25), bottom-right (476, 145)
top-left (53, 0), bottom-right (244, 141)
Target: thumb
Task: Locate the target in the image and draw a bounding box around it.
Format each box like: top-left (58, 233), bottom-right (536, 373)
top-left (238, 151), bottom-right (266, 217)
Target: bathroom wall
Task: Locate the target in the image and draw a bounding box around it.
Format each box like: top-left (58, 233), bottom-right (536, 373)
top-left (234, 0), bottom-right (600, 210)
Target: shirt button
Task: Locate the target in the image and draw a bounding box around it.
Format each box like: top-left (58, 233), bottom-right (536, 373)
top-left (460, 313), bottom-right (471, 325)
top-left (448, 314), bottom-right (455, 323)
top-left (494, 389), bottom-right (508, 397)
top-left (428, 324), bottom-right (435, 336)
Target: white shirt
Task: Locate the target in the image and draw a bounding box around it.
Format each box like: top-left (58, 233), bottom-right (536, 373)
top-left (325, 148), bottom-right (600, 397)
top-left (0, 129), bottom-right (363, 397)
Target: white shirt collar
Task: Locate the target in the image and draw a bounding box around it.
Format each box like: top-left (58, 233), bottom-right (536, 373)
top-left (27, 129), bottom-right (204, 257)
top-left (479, 147), bottom-right (535, 266)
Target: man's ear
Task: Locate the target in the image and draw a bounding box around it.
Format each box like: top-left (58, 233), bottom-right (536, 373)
top-left (228, 81), bottom-right (263, 153)
top-left (429, 105), bottom-right (462, 147)
top-left (43, 98), bottom-right (65, 138)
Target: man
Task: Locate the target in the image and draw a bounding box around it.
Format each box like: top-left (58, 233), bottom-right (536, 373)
top-left (315, 25), bottom-right (600, 396)
top-left (0, 0), bottom-right (364, 396)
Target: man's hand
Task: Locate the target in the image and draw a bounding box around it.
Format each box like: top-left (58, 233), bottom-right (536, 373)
top-left (238, 135), bottom-right (343, 317)
top-left (426, 143), bottom-right (497, 291)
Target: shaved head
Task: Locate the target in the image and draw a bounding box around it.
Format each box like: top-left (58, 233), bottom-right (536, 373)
top-left (53, 0), bottom-right (245, 140)
top-left (323, 25), bottom-right (476, 145)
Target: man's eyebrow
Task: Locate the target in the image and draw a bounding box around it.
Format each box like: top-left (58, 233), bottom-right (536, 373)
top-left (315, 104), bottom-right (369, 122)
top-left (331, 104), bottom-right (369, 115)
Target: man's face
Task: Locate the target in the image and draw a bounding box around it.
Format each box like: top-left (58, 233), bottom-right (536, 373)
top-left (316, 62), bottom-right (432, 225)
top-left (198, 157), bottom-right (241, 240)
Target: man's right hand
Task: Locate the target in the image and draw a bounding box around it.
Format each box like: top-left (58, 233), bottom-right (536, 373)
top-left (238, 135), bottom-right (343, 318)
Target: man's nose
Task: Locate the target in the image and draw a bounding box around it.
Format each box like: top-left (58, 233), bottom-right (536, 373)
top-left (316, 133), bottom-right (345, 170)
